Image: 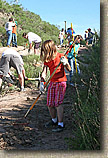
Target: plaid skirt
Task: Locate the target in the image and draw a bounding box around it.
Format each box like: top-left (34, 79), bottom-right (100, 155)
top-left (47, 81), bottom-right (66, 107)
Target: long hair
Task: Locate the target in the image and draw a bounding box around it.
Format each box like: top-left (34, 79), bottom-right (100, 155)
top-left (40, 40), bottom-right (57, 62)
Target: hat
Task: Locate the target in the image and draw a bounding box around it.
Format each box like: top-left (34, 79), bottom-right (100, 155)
top-left (15, 21), bottom-right (17, 25)
top-left (87, 28), bottom-right (91, 31)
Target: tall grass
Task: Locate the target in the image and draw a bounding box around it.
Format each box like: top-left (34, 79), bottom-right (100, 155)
top-left (66, 41), bottom-right (100, 150)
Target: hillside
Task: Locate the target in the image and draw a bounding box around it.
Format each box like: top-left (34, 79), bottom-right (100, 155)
top-left (0, 0), bottom-right (100, 151)
top-left (0, 0), bottom-right (60, 47)
top-left (0, 45), bottom-right (100, 150)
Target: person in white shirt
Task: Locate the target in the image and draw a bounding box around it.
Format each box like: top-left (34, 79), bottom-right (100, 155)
top-left (22, 32), bottom-right (42, 55)
top-left (58, 28), bottom-right (65, 46)
top-left (0, 48), bottom-right (25, 91)
top-left (5, 17), bottom-right (16, 47)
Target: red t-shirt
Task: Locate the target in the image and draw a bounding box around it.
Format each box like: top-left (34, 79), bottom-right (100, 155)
top-left (44, 52), bottom-right (67, 82)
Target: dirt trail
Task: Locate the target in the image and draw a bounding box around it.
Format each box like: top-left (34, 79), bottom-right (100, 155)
top-left (0, 45), bottom-right (88, 150)
top-left (0, 86), bottom-right (76, 150)
top-left (0, 46), bottom-right (37, 58)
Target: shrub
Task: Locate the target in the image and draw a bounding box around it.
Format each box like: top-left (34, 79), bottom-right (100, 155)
top-left (23, 54), bottom-right (42, 78)
top-left (65, 40), bottom-right (100, 150)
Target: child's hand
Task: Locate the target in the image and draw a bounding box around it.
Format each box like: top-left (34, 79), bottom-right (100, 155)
top-left (60, 56), bottom-right (68, 65)
top-left (40, 82), bottom-right (44, 93)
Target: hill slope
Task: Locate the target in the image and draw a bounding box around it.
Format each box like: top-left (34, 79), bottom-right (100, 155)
top-left (0, 0), bottom-right (60, 47)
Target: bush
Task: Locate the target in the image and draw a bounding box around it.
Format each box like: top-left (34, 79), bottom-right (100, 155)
top-left (0, 0), bottom-right (60, 47)
top-left (23, 54), bottom-right (42, 78)
top-left (65, 40), bottom-right (100, 150)
top-left (80, 39), bottom-right (86, 46)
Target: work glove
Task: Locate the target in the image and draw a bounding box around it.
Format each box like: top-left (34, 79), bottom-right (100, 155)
top-left (40, 82), bottom-right (45, 94)
top-left (60, 56), bottom-right (68, 66)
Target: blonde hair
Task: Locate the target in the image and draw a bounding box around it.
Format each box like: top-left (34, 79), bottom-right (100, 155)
top-left (40, 40), bottom-right (57, 62)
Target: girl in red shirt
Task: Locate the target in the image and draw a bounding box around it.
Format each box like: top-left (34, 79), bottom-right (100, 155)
top-left (40, 40), bottom-right (71, 132)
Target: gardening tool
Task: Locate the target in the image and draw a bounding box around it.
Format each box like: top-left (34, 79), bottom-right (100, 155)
top-left (16, 77), bottom-right (41, 81)
top-left (71, 23), bottom-right (77, 73)
top-left (24, 36), bottom-right (78, 118)
top-left (12, 119), bottom-right (29, 126)
top-left (74, 46), bottom-right (78, 74)
top-left (64, 21), bottom-right (67, 34)
top-left (71, 23), bottom-right (74, 41)
top-left (24, 77), bottom-right (41, 81)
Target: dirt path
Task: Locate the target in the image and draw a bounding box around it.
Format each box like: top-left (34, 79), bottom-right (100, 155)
top-left (0, 45), bottom-right (88, 150)
top-left (0, 46), bottom-right (38, 58)
top-left (0, 85), bottom-right (77, 150)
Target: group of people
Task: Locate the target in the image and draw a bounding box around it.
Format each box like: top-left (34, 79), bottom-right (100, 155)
top-left (5, 17), bottom-right (17, 48)
top-left (5, 18), bottom-right (42, 55)
top-left (59, 27), bottom-right (95, 46)
top-left (59, 27), bottom-right (81, 85)
top-left (0, 20), bottom-right (84, 132)
top-left (0, 40), bottom-right (71, 132)
top-left (58, 27), bottom-right (76, 46)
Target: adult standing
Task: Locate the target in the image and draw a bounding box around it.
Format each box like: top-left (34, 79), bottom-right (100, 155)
top-left (12, 21), bottom-right (18, 48)
top-left (87, 28), bottom-right (94, 45)
top-left (0, 48), bottom-right (26, 91)
top-left (66, 27), bottom-right (75, 44)
top-left (58, 28), bottom-right (65, 46)
top-left (84, 30), bottom-right (88, 45)
top-left (5, 17), bottom-right (16, 47)
top-left (22, 32), bottom-right (42, 55)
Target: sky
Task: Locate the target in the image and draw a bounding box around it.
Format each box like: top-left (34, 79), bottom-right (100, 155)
top-left (5, 0), bottom-right (100, 37)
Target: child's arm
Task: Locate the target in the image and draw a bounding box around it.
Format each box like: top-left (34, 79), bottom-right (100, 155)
top-left (40, 65), bottom-right (47, 93)
top-left (41, 65), bottom-right (48, 81)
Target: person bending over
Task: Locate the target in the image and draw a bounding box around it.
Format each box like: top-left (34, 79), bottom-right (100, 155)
top-left (0, 48), bottom-right (25, 91)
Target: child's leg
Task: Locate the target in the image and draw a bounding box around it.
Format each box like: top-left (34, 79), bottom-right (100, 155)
top-left (48, 106), bottom-right (57, 120)
top-left (45, 82), bottom-right (58, 127)
top-left (52, 104), bottom-right (64, 131)
top-left (77, 63), bottom-right (80, 74)
top-left (46, 82), bottom-right (66, 131)
top-left (56, 105), bottom-right (64, 123)
top-left (54, 82), bottom-right (66, 128)
top-left (68, 58), bottom-right (74, 81)
top-left (45, 106), bottom-right (57, 127)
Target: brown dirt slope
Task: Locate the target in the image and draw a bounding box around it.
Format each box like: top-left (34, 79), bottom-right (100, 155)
top-left (0, 46), bottom-right (88, 150)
